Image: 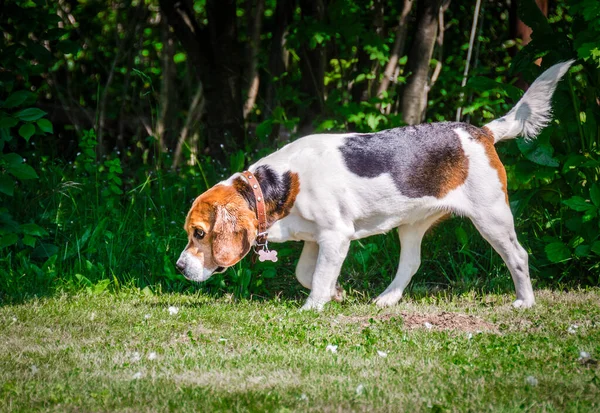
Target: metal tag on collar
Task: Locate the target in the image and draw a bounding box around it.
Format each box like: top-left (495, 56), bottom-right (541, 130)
top-left (255, 236), bottom-right (278, 263)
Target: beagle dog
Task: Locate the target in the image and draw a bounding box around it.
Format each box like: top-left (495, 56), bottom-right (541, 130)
top-left (177, 61), bottom-right (573, 311)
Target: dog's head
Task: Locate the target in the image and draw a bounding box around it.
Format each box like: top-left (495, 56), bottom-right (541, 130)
top-left (176, 185), bottom-right (257, 282)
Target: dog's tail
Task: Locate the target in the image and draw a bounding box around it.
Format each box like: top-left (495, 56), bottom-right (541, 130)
top-left (484, 60), bottom-right (574, 144)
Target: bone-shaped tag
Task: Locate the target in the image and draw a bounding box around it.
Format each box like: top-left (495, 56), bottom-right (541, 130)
top-left (258, 249), bottom-right (278, 262)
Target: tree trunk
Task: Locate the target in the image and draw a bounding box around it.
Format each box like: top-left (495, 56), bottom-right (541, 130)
top-left (510, 0), bottom-right (549, 88)
top-left (400, 0), bottom-right (442, 125)
top-left (173, 84), bottom-right (205, 169)
top-left (159, 0), bottom-right (244, 160)
top-left (265, 0), bottom-right (292, 113)
top-left (243, 0), bottom-right (265, 119)
top-left (156, 19), bottom-right (177, 153)
top-left (511, 0), bottom-right (549, 49)
top-left (376, 0), bottom-right (413, 100)
top-left (297, 0), bottom-right (326, 135)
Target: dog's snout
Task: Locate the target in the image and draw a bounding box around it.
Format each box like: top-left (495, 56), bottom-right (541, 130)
top-left (175, 259), bottom-right (185, 272)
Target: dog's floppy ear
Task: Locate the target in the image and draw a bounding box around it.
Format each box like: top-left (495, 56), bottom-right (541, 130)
top-left (211, 204), bottom-right (254, 267)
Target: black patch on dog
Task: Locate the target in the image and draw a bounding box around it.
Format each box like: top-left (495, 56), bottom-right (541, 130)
top-left (234, 165), bottom-right (298, 222)
top-left (339, 122), bottom-right (471, 198)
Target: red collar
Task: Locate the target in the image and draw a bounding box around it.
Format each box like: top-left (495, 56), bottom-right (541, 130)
top-left (241, 170), bottom-right (268, 246)
top-left (241, 170), bottom-right (279, 262)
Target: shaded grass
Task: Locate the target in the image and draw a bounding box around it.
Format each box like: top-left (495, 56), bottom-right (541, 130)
top-left (1, 288), bottom-right (599, 412)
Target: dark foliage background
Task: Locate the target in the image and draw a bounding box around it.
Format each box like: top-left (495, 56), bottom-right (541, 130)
top-left (0, 0), bottom-right (599, 301)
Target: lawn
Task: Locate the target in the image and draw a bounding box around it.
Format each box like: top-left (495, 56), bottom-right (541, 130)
top-left (1, 288), bottom-right (599, 412)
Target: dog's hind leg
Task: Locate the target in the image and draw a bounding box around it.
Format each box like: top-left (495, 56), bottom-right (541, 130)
top-left (374, 212), bottom-right (446, 307)
top-left (468, 201), bottom-right (534, 308)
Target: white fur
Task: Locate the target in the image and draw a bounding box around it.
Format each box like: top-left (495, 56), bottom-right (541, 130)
top-left (203, 63), bottom-right (573, 311)
top-left (485, 60), bottom-right (574, 142)
top-left (177, 250), bottom-right (214, 282)
top-left (242, 125), bottom-right (536, 310)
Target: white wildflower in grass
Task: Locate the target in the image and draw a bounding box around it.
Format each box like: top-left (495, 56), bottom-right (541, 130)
top-left (30, 365), bottom-right (38, 374)
top-left (168, 306), bottom-right (179, 315)
top-left (377, 350), bottom-right (388, 358)
top-left (89, 312), bottom-right (96, 321)
top-left (218, 338), bottom-right (228, 343)
top-left (148, 352), bottom-right (158, 360)
top-left (326, 345), bottom-right (338, 353)
top-left (525, 376), bottom-right (538, 386)
top-left (144, 314), bottom-right (152, 320)
top-left (132, 372), bottom-right (143, 380)
top-left (299, 393), bottom-right (308, 401)
top-left (11, 317), bottom-right (17, 323)
top-left (567, 324), bottom-right (579, 334)
top-left (578, 351), bottom-right (591, 360)
top-left (424, 322), bottom-right (433, 330)
top-left (131, 352), bottom-right (141, 363)
top-left (356, 384), bottom-right (365, 395)
top-left (467, 333), bottom-right (473, 340)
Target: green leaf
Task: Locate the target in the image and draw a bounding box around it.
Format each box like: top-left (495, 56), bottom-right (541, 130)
top-left (0, 233), bottom-right (19, 249)
top-left (93, 279), bottom-right (111, 294)
top-left (173, 52), bottom-right (187, 63)
top-left (0, 129), bottom-right (10, 147)
top-left (255, 120), bottom-right (272, 141)
top-left (574, 244), bottom-right (590, 257)
top-left (517, 139), bottom-right (559, 167)
top-left (2, 152), bottom-right (23, 166)
top-left (545, 242), bottom-right (571, 263)
top-left (18, 123), bottom-right (35, 141)
top-left (7, 162), bottom-right (38, 180)
top-left (455, 227), bottom-right (468, 247)
top-left (22, 234), bottom-right (36, 248)
top-left (563, 196), bottom-right (594, 212)
top-left (467, 77), bottom-right (523, 101)
top-left (2, 91), bottom-right (34, 109)
top-left (0, 175), bottom-right (15, 196)
top-left (591, 241), bottom-right (600, 256)
top-left (75, 273), bottom-right (93, 287)
top-left (0, 116), bottom-right (18, 129)
top-left (31, 243), bottom-right (59, 259)
top-left (45, 28), bottom-right (69, 40)
top-left (21, 223), bottom-right (47, 237)
top-left (590, 184), bottom-right (600, 207)
top-left (15, 108), bottom-right (47, 122)
top-left (366, 113), bottom-right (380, 131)
top-left (57, 40), bottom-right (81, 55)
top-left (36, 118), bottom-right (53, 134)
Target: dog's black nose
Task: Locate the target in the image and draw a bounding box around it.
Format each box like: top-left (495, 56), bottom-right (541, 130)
top-left (176, 259), bottom-right (185, 272)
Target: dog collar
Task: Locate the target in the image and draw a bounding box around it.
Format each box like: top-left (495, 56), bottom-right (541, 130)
top-left (241, 170), bottom-right (278, 262)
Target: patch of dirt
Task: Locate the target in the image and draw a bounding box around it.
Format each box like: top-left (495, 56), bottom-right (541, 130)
top-left (339, 311), bottom-right (498, 333)
top-left (400, 311), bottom-right (498, 332)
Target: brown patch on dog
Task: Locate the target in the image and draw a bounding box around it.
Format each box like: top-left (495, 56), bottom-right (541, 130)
top-left (473, 126), bottom-right (509, 204)
top-left (269, 172), bottom-right (300, 222)
top-left (184, 185), bottom-right (257, 270)
top-left (434, 149), bottom-right (470, 198)
top-left (233, 168), bottom-right (300, 226)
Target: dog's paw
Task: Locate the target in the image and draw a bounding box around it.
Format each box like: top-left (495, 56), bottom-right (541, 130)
top-left (373, 290), bottom-right (403, 308)
top-left (512, 298), bottom-right (535, 309)
top-left (331, 284), bottom-right (345, 303)
top-left (300, 297), bottom-right (326, 312)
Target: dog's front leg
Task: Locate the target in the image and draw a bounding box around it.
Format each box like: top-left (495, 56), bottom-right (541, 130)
top-left (300, 234), bottom-right (350, 311)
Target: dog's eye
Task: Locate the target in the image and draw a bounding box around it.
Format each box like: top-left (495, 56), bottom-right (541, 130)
top-left (194, 228), bottom-right (205, 240)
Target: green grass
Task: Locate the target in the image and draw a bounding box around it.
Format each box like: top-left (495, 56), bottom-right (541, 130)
top-left (2, 288), bottom-right (599, 412)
